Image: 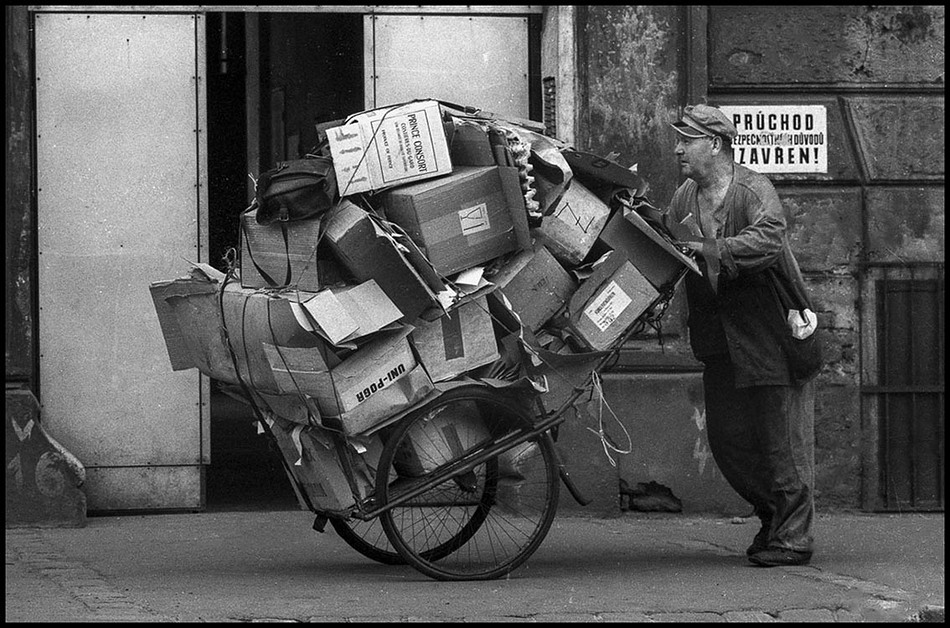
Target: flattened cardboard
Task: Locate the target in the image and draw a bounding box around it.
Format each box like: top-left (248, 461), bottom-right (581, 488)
top-left (597, 210), bottom-right (700, 289)
top-left (490, 243), bottom-right (576, 332)
top-left (533, 180), bottom-right (612, 266)
top-left (290, 280), bottom-right (402, 346)
top-left (149, 273), bottom-right (219, 371)
top-left (379, 166), bottom-right (530, 277)
top-left (265, 415), bottom-right (360, 512)
top-left (567, 252), bottom-right (659, 351)
top-left (561, 149), bottom-right (647, 196)
top-left (410, 297), bottom-right (500, 382)
top-left (323, 200), bottom-right (443, 323)
top-left (326, 99), bottom-right (452, 195)
top-left (240, 208), bottom-right (324, 292)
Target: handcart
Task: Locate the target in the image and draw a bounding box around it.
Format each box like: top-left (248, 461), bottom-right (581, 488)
top-left (241, 267), bottom-right (687, 582)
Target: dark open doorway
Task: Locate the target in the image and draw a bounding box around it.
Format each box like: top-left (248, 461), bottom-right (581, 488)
top-left (203, 11), bottom-right (365, 510)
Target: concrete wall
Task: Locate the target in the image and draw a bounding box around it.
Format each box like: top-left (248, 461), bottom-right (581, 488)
top-left (567, 5), bottom-right (944, 514)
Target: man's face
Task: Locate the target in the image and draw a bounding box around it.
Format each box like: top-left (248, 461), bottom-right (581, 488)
top-left (674, 134), bottom-right (716, 179)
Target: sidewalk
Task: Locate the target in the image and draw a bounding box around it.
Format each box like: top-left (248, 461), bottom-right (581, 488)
top-left (6, 509), bottom-right (944, 623)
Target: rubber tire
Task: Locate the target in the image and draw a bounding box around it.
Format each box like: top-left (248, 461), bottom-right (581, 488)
top-left (377, 385), bottom-right (559, 581)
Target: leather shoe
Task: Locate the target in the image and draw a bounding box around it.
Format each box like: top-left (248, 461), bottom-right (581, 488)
top-left (749, 548), bottom-right (812, 567)
top-left (745, 523), bottom-right (770, 556)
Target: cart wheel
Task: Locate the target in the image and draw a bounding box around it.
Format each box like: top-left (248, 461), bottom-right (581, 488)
top-left (329, 516), bottom-right (404, 565)
top-left (377, 385), bottom-right (559, 581)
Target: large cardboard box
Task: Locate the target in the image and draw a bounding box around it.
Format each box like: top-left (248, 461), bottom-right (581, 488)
top-left (240, 208), bottom-right (325, 292)
top-left (326, 99), bottom-right (452, 195)
top-left (323, 201), bottom-right (443, 324)
top-left (489, 243), bottom-right (576, 332)
top-left (151, 266), bottom-right (328, 393)
top-left (566, 252), bottom-right (659, 351)
top-left (263, 327), bottom-right (435, 436)
top-left (379, 165), bottom-right (530, 277)
top-left (597, 210), bottom-right (700, 289)
top-left (533, 180), bottom-right (612, 266)
top-left (410, 296), bottom-right (500, 383)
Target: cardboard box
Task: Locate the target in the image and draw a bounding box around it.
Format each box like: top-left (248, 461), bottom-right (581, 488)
top-left (265, 414), bottom-right (375, 512)
top-left (410, 296), bottom-right (500, 382)
top-left (240, 208), bottom-right (325, 292)
top-left (567, 252), bottom-right (659, 351)
top-left (326, 100), bottom-right (452, 195)
top-left (379, 166), bottom-right (531, 277)
top-left (489, 243), bottom-right (576, 332)
top-left (150, 266), bottom-right (222, 371)
top-left (263, 327), bottom-right (435, 436)
top-left (533, 180), bottom-right (612, 266)
top-left (151, 267), bottom-right (329, 392)
top-left (597, 210), bottom-right (700, 289)
top-left (324, 200), bottom-right (443, 323)
top-left (395, 401), bottom-right (493, 475)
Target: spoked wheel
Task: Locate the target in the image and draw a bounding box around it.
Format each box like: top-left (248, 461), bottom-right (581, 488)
top-left (329, 516), bottom-right (404, 565)
top-left (377, 385), bottom-right (559, 581)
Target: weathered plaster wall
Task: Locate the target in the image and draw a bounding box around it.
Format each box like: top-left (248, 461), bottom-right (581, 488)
top-left (574, 5), bottom-right (944, 512)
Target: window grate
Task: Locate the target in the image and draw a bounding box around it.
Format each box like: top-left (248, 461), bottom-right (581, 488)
top-left (862, 262), bottom-right (944, 511)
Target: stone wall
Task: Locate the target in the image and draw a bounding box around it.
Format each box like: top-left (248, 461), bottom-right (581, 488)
top-left (573, 5), bottom-right (944, 512)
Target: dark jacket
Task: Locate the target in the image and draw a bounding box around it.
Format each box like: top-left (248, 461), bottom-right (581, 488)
top-left (665, 164), bottom-right (805, 388)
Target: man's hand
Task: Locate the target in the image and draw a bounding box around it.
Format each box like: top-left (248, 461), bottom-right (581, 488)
top-left (674, 240), bottom-right (705, 253)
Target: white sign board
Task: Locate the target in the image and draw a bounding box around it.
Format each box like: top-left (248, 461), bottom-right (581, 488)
top-left (719, 105), bottom-right (827, 174)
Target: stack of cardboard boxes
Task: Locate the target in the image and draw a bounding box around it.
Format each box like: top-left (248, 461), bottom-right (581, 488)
top-left (150, 99), bottom-right (699, 514)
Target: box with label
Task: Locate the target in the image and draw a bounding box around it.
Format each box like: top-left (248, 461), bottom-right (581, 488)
top-left (326, 99), bottom-right (452, 196)
top-left (379, 165), bottom-right (530, 277)
top-left (567, 252), bottom-right (659, 351)
top-left (410, 296), bottom-right (500, 382)
top-left (323, 200), bottom-right (443, 323)
top-left (263, 327), bottom-right (435, 436)
top-left (533, 180), bottom-right (612, 267)
top-left (597, 210), bottom-right (700, 289)
top-left (240, 208), bottom-right (326, 292)
top-left (489, 243), bottom-right (576, 332)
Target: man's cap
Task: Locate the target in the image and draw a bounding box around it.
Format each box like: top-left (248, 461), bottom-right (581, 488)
top-left (671, 104), bottom-right (738, 141)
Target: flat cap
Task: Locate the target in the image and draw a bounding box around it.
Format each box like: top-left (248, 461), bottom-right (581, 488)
top-left (671, 104), bottom-right (738, 141)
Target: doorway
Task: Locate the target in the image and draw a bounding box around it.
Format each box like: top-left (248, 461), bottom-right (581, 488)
top-left (203, 11), bottom-right (365, 510)
top-left (202, 8), bottom-right (535, 510)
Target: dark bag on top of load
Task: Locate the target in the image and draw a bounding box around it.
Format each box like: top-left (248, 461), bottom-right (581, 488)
top-left (255, 155), bottom-right (338, 225)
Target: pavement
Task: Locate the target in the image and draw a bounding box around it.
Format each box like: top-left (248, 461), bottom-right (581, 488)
top-left (5, 508), bottom-right (944, 623)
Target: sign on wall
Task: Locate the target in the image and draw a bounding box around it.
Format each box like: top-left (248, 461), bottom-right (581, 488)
top-left (719, 105), bottom-right (827, 174)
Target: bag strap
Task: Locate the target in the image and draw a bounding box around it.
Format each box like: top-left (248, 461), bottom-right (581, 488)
top-left (241, 206), bottom-right (292, 287)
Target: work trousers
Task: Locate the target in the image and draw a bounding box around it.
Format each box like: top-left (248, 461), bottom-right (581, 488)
top-left (702, 357), bottom-right (816, 553)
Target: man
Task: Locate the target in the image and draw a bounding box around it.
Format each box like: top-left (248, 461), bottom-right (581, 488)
top-left (662, 104), bottom-right (817, 567)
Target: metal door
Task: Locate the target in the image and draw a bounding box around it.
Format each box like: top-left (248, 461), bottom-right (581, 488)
top-left (35, 12), bottom-right (209, 511)
top-left (365, 13), bottom-right (530, 118)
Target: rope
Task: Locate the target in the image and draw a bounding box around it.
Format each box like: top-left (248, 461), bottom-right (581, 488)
top-left (579, 371), bottom-right (632, 468)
